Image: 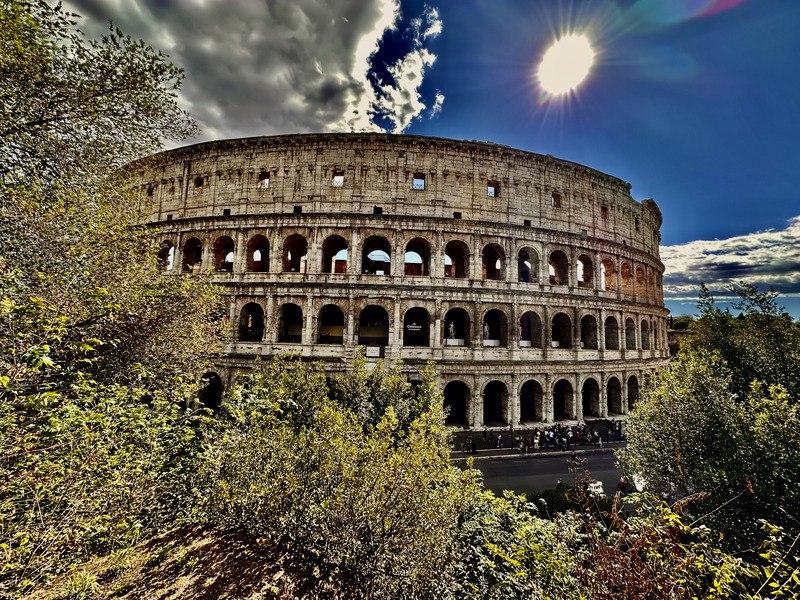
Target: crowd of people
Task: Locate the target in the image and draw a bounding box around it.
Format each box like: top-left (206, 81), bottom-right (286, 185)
top-left (458, 420), bottom-right (626, 455)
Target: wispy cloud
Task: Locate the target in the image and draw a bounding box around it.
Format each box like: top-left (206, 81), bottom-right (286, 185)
top-left (66, 0), bottom-right (444, 140)
top-left (661, 216), bottom-right (800, 298)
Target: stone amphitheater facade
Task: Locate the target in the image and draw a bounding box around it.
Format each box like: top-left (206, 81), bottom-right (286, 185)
top-left (135, 133), bottom-right (669, 429)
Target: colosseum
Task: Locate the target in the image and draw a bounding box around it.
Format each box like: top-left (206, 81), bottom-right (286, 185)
top-left (135, 133), bottom-right (669, 429)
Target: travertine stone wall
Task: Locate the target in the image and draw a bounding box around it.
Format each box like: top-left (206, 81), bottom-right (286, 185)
top-left (135, 133), bottom-right (669, 429)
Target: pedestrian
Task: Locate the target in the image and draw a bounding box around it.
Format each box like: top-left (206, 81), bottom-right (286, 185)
top-left (497, 433), bottom-right (502, 448)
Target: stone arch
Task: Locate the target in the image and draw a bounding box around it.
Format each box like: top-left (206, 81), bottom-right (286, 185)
top-left (277, 302), bottom-right (303, 342)
top-left (648, 271), bottom-right (657, 303)
top-left (604, 316), bottom-right (620, 350)
top-left (182, 237), bottom-right (203, 273)
top-left (581, 377), bottom-right (601, 418)
top-left (443, 380), bottom-right (470, 426)
top-left (625, 317), bottom-right (637, 350)
top-left (362, 235), bottom-right (391, 275)
top-left (553, 379), bottom-right (574, 421)
top-left (238, 302), bottom-right (265, 342)
top-left (636, 266), bottom-right (646, 298)
top-left (157, 240), bottom-right (175, 271)
top-left (607, 376), bottom-right (623, 415)
top-left (551, 312), bottom-right (572, 349)
top-left (317, 304), bottom-right (345, 344)
top-left (519, 379), bottom-right (544, 422)
top-left (282, 234), bottom-right (308, 273)
top-left (641, 319), bottom-right (651, 350)
top-left (404, 237), bottom-right (431, 276)
top-left (580, 314), bottom-right (598, 349)
top-left (548, 250), bottom-right (569, 285)
top-left (444, 307), bottom-right (471, 346)
top-left (213, 236), bottom-right (235, 272)
top-left (358, 304), bottom-right (389, 346)
top-left (482, 243), bottom-right (506, 280)
top-left (577, 254), bottom-right (594, 289)
top-left (321, 234), bottom-right (348, 274)
top-left (627, 375), bottom-right (640, 411)
top-left (198, 371), bottom-right (223, 412)
top-left (403, 306), bottom-right (430, 347)
top-left (482, 308), bottom-right (509, 346)
top-left (444, 239), bottom-right (469, 278)
top-left (482, 380), bottom-right (508, 425)
top-left (600, 258), bottom-right (616, 291)
top-left (517, 247), bottom-right (538, 283)
top-left (519, 311), bottom-right (543, 348)
top-left (247, 235), bottom-right (270, 272)
top-left (621, 262), bottom-right (633, 296)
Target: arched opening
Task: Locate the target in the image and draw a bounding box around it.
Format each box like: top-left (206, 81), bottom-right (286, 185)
top-left (551, 312), bottom-right (572, 349)
top-left (648, 271), bottom-right (657, 302)
top-left (444, 307), bottom-right (470, 346)
top-left (404, 238), bottom-right (431, 276)
top-left (577, 254), bottom-right (594, 289)
top-left (581, 378), bottom-right (601, 418)
top-left (482, 244), bottom-right (505, 280)
top-left (362, 236), bottom-right (391, 275)
top-left (517, 248), bottom-right (538, 283)
top-left (553, 379), bottom-right (574, 421)
top-left (238, 302), bottom-right (265, 342)
top-left (443, 381), bottom-right (469, 426)
top-left (358, 305), bottom-right (389, 346)
top-left (282, 234), bottom-right (308, 273)
top-left (600, 258), bottom-right (616, 292)
top-left (444, 240), bottom-right (469, 278)
top-left (580, 314), bottom-right (598, 349)
top-left (549, 250), bottom-right (569, 285)
top-left (157, 240), bottom-right (175, 271)
top-left (482, 309), bottom-right (508, 347)
top-left (625, 318), bottom-right (637, 350)
top-left (277, 303), bottom-right (303, 343)
top-left (519, 311), bottom-right (543, 348)
top-left (213, 236), bottom-right (235, 272)
top-left (621, 263), bottom-right (633, 296)
top-left (607, 377), bottom-right (623, 415)
top-left (482, 381), bottom-right (508, 425)
top-left (520, 380), bottom-right (544, 422)
top-left (636, 267), bottom-right (646, 298)
top-left (198, 371), bottom-right (223, 412)
top-left (641, 320), bottom-right (651, 350)
top-left (318, 304), bottom-right (344, 344)
top-left (247, 235), bottom-right (270, 272)
top-left (182, 237), bottom-right (203, 273)
top-left (604, 316), bottom-right (620, 350)
top-left (403, 307), bottom-right (430, 347)
top-left (321, 235), bottom-right (348, 274)
top-left (627, 376), bottom-right (640, 411)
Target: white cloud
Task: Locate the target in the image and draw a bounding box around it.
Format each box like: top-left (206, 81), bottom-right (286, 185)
top-left (65, 0), bottom-right (444, 141)
top-left (661, 216), bottom-right (800, 297)
top-left (430, 92), bottom-right (445, 117)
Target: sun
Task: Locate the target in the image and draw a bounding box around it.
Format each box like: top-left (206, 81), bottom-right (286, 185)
top-left (538, 34), bottom-right (595, 97)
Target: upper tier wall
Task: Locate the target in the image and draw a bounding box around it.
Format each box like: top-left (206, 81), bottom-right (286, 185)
top-left (133, 133), bottom-right (663, 259)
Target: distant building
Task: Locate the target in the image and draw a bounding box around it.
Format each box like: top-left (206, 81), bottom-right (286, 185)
top-left (135, 133), bottom-right (669, 428)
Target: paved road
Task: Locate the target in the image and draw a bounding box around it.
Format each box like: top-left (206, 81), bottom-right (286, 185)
top-left (458, 449), bottom-right (624, 495)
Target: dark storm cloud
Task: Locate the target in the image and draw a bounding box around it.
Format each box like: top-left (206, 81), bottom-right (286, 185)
top-left (661, 216), bottom-right (800, 298)
top-left (65, 0), bottom-right (443, 142)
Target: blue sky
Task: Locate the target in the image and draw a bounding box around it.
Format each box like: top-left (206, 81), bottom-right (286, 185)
top-left (68, 0), bottom-right (800, 317)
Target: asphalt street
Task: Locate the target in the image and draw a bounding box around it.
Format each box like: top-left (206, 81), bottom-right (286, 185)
top-left (460, 449), bottom-right (624, 496)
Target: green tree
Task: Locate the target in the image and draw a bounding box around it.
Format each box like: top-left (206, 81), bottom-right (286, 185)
top-left (687, 283), bottom-right (800, 401)
top-left (617, 351), bottom-right (800, 551)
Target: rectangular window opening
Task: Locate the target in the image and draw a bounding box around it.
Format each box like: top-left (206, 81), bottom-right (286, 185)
top-left (524, 219), bottom-right (531, 227)
top-left (166, 214), bottom-right (173, 221)
top-left (412, 173), bottom-right (426, 190)
top-left (453, 211), bottom-right (462, 219)
top-left (293, 205), bottom-right (302, 214)
top-left (332, 169), bottom-right (345, 187)
top-left (257, 172), bottom-right (270, 189)
top-left (373, 206), bottom-right (383, 215)
top-left (222, 208), bottom-right (231, 216)
top-left (601, 205), bottom-right (609, 220)
top-left (551, 191), bottom-right (562, 208)
top-left (487, 180), bottom-right (499, 197)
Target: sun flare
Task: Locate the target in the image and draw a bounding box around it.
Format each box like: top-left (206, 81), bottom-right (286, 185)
top-left (538, 34), bottom-right (595, 96)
